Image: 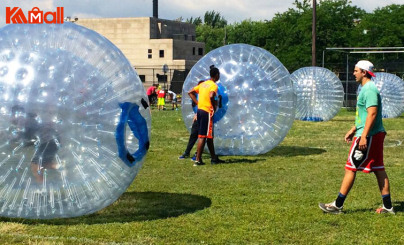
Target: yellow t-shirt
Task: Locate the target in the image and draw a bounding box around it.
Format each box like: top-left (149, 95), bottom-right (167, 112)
top-left (194, 80), bottom-right (218, 113)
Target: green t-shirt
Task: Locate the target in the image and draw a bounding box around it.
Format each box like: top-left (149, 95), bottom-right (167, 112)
top-left (355, 81), bottom-right (385, 137)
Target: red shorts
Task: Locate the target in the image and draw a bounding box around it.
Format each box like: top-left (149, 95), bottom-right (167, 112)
top-left (345, 132), bottom-right (386, 173)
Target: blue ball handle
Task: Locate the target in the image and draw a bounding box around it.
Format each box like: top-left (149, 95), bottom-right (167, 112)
top-left (191, 83), bottom-right (228, 123)
top-left (115, 102), bottom-right (150, 167)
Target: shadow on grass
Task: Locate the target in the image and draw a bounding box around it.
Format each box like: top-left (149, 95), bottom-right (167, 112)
top-left (214, 146), bottom-right (326, 164)
top-left (330, 118), bottom-right (353, 122)
top-left (0, 191), bottom-right (211, 225)
top-left (265, 146), bottom-right (326, 157)
top-left (219, 158), bottom-right (267, 164)
top-left (393, 201), bottom-right (404, 213)
top-left (341, 201), bottom-right (404, 214)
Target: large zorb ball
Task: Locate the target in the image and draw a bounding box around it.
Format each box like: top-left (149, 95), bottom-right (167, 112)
top-left (0, 23), bottom-right (150, 219)
top-left (291, 67), bottom-right (344, 121)
top-left (357, 72), bottom-right (404, 118)
top-left (182, 44), bottom-right (295, 155)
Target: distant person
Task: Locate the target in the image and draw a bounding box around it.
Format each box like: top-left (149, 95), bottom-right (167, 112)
top-left (178, 80), bottom-right (206, 161)
top-left (319, 60), bottom-right (394, 214)
top-left (157, 88), bottom-right (166, 111)
top-left (146, 84), bottom-right (157, 106)
top-left (178, 114), bottom-right (198, 161)
top-left (188, 66), bottom-right (224, 166)
top-left (10, 105), bottom-right (59, 183)
top-left (168, 90), bottom-right (178, 110)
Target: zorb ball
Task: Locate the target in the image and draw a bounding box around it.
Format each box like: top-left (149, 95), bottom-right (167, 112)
top-left (0, 23), bottom-right (150, 219)
top-left (357, 72), bottom-right (404, 118)
top-left (291, 67), bottom-right (344, 121)
top-left (182, 44), bottom-right (295, 155)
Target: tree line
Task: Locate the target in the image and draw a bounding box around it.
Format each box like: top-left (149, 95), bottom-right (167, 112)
top-left (185, 0), bottom-right (404, 73)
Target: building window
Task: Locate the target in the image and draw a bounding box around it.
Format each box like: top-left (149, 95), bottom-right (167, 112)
top-left (193, 47), bottom-right (196, 55)
top-left (139, 75), bottom-right (146, 83)
top-left (159, 50), bottom-right (164, 58)
top-left (198, 48), bottom-right (203, 56)
top-left (148, 49), bottom-right (152, 59)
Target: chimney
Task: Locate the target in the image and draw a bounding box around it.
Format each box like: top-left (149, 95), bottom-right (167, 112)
top-left (153, 0), bottom-right (158, 18)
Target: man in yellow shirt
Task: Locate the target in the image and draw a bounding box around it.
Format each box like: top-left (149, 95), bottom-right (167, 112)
top-left (188, 66), bottom-right (224, 166)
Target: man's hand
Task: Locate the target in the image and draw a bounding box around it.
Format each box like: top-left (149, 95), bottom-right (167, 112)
top-left (344, 128), bottom-right (356, 143)
top-left (358, 136), bottom-right (367, 151)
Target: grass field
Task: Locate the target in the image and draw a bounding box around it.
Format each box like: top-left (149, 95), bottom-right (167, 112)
top-left (0, 108), bottom-right (404, 244)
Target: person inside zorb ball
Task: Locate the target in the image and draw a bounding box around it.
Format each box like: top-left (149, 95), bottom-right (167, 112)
top-left (182, 44), bottom-right (295, 156)
top-left (0, 23), bottom-right (150, 219)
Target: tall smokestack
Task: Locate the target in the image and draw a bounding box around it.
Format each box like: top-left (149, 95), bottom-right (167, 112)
top-left (153, 0), bottom-right (158, 18)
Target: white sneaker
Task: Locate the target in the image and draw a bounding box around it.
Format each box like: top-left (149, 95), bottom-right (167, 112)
top-left (319, 201), bottom-right (343, 214)
top-left (376, 206), bottom-right (395, 214)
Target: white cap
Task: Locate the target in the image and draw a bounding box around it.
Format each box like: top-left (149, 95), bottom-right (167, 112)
top-left (355, 60), bottom-right (375, 77)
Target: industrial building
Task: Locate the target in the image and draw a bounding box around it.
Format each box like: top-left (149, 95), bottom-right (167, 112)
top-left (76, 0), bottom-right (205, 93)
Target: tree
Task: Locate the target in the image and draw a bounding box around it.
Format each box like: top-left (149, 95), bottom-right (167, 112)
top-left (203, 10), bottom-right (227, 28)
top-left (354, 4), bottom-right (404, 47)
top-left (196, 25), bottom-right (226, 52)
top-left (316, 0), bottom-right (365, 70)
top-left (189, 1), bottom-right (403, 72)
top-left (265, 0), bottom-right (366, 71)
top-left (352, 4), bottom-right (404, 71)
top-left (192, 11), bottom-right (228, 52)
top-left (186, 16), bottom-right (202, 26)
top-left (226, 20), bottom-right (270, 47)
top-left (265, 1), bottom-right (312, 71)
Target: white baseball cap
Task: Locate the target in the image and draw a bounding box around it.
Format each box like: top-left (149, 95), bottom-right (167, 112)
top-left (355, 60), bottom-right (376, 77)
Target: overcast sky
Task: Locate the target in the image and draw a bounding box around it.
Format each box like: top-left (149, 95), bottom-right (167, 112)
top-left (0, 0), bottom-right (402, 26)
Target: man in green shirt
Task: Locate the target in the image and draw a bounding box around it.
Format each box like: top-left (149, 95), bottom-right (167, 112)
top-left (319, 60), bottom-right (394, 214)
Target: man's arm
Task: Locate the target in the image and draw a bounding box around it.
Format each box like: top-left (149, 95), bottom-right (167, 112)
top-left (358, 106), bottom-right (377, 150)
top-left (188, 88), bottom-right (198, 106)
top-left (210, 91), bottom-right (217, 112)
top-left (218, 95), bottom-right (222, 108)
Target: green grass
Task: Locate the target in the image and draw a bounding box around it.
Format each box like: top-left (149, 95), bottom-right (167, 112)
top-left (1, 108), bottom-right (404, 244)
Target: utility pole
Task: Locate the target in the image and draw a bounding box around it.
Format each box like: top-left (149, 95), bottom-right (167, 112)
top-left (312, 0), bottom-right (317, 66)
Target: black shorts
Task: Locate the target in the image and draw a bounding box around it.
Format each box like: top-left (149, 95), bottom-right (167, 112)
top-left (197, 109), bottom-right (214, 138)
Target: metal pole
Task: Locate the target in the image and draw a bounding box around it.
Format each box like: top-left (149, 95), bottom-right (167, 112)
top-left (322, 50), bottom-right (325, 67)
top-left (164, 71), bottom-right (166, 90)
top-left (312, 0), bottom-right (317, 66)
top-left (153, 68), bottom-right (155, 86)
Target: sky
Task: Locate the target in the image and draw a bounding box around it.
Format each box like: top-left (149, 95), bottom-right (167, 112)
top-left (0, 0), bottom-right (402, 26)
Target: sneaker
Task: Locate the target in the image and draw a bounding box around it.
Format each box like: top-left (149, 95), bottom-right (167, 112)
top-left (178, 154), bottom-right (189, 160)
top-left (191, 153), bottom-right (197, 161)
top-left (376, 206), bottom-right (395, 214)
top-left (193, 161), bottom-right (205, 166)
top-left (319, 201), bottom-right (343, 214)
top-left (211, 157), bottom-right (225, 165)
